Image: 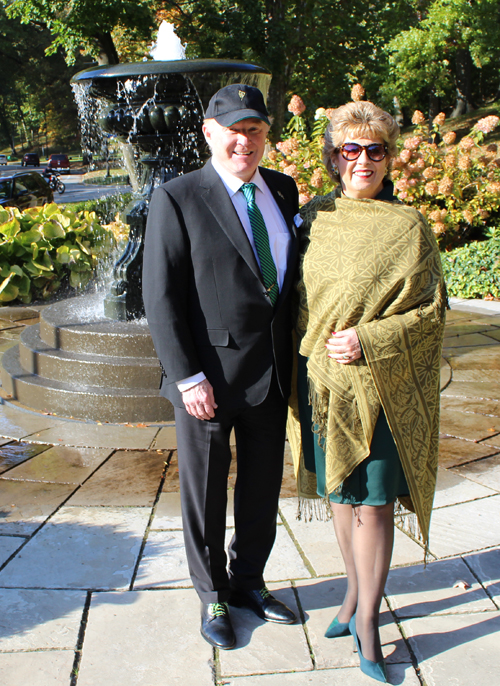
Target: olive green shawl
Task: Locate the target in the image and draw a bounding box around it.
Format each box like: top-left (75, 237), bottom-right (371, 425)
top-left (287, 188), bottom-right (446, 549)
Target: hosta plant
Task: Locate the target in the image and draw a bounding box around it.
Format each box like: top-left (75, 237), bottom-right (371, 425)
top-left (0, 203), bottom-right (116, 303)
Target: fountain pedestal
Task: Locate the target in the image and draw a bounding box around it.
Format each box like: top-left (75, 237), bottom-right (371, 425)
top-left (1, 296), bottom-right (173, 423)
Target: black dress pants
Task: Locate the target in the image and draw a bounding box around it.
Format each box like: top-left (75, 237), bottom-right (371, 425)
top-left (173, 374), bottom-right (288, 604)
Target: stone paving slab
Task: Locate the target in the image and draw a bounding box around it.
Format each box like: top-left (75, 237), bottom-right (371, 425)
top-left (453, 454), bottom-right (500, 491)
top-left (0, 588), bottom-right (85, 650)
top-left (133, 529), bottom-right (191, 589)
top-left (429, 495), bottom-right (500, 558)
top-left (77, 589), bottom-right (214, 686)
top-left (262, 524), bottom-right (312, 582)
top-left (480, 434), bottom-right (500, 449)
top-left (225, 664), bottom-right (420, 685)
top-left (293, 578), bottom-right (410, 668)
top-left (440, 396), bottom-right (500, 417)
top-left (151, 424), bottom-right (177, 449)
top-left (0, 480), bottom-right (77, 536)
top-left (0, 441), bottom-right (49, 474)
top-left (442, 381), bottom-right (500, 402)
top-left (0, 405), bottom-right (61, 441)
top-left (439, 408), bottom-right (500, 441)
top-left (0, 650), bottom-right (75, 686)
top-left (66, 450), bottom-right (165, 506)
top-left (442, 332), bottom-right (500, 348)
top-left (0, 446), bottom-right (112, 484)
top-left (438, 435), bottom-right (499, 468)
top-left (219, 584), bottom-right (310, 677)
top-left (0, 506), bottom-right (150, 590)
top-left (433, 466), bottom-right (497, 508)
top-left (463, 547), bottom-right (500, 604)
top-left (386, 557), bottom-right (495, 618)
top-left (0, 536), bottom-right (23, 566)
top-left (442, 346), bottom-right (500, 369)
top-left (402, 612), bottom-right (500, 686)
top-left (28, 421), bottom-right (160, 449)
top-left (444, 322), bottom-right (500, 337)
top-left (453, 369), bottom-right (500, 382)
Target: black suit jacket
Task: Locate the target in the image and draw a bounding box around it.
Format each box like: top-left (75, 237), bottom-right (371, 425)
top-left (143, 159), bottom-right (300, 410)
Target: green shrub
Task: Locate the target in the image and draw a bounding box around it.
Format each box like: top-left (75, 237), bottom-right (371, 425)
top-left (83, 169), bottom-right (129, 185)
top-left (0, 203), bottom-right (116, 303)
top-left (63, 192), bottom-right (133, 223)
top-left (441, 229), bottom-right (500, 299)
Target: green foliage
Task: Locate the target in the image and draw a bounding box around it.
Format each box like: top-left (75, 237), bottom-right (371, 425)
top-left (0, 204), bottom-right (116, 303)
top-left (382, 0), bottom-right (500, 111)
top-left (4, 0), bottom-right (155, 65)
top-left (0, 4), bottom-right (82, 151)
top-left (441, 230), bottom-right (500, 299)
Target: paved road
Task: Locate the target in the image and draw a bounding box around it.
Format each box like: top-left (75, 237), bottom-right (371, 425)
top-left (0, 163), bottom-right (132, 204)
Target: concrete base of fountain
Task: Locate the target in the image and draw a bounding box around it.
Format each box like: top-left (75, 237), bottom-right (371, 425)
top-left (0, 295), bottom-right (174, 423)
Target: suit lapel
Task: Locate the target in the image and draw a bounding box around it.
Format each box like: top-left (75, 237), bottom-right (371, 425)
top-left (200, 160), bottom-right (263, 283)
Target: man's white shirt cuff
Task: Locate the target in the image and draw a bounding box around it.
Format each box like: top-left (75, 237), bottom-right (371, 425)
top-left (177, 372), bottom-right (207, 392)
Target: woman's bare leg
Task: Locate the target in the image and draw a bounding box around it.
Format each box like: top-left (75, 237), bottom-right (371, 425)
top-left (351, 502), bottom-right (394, 663)
top-left (330, 502), bottom-right (358, 623)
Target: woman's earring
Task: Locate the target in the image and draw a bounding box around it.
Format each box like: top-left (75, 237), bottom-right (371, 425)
top-left (332, 162), bottom-right (339, 175)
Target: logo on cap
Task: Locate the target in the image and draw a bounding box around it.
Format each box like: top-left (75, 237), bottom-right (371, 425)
top-left (238, 90), bottom-right (246, 100)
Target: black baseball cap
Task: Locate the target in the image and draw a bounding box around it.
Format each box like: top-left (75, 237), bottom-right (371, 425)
top-left (204, 84), bottom-right (270, 127)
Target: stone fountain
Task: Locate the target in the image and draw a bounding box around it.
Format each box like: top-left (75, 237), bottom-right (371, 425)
top-left (1, 48), bottom-right (271, 422)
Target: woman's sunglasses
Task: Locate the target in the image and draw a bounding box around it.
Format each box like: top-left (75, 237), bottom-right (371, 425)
top-left (338, 143), bottom-right (388, 162)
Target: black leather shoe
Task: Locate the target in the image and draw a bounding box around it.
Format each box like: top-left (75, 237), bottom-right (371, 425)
top-left (200, 602), bottom-right (236, 650)
top-left (229, 587), bottom-right (297, 624)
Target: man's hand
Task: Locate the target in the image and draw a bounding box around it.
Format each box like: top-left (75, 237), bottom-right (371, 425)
top-left (326, 328), bottom-right (362, 364)
top-left (181, 379), bottom-right (218, 420)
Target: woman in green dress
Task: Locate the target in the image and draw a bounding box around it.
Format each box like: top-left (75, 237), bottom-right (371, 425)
top-left (287, 101), bottom-right (446, 683)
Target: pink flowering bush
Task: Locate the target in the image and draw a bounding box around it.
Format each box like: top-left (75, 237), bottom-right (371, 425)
top-left (391, 111), bottom-right (500, 247)
top-left (263, 97), bottom-right (335, 205)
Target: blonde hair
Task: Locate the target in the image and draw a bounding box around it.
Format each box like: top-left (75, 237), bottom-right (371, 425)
top-left (323, 101), bottom-right (400, 181)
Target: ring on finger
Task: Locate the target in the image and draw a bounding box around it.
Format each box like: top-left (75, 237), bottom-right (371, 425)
top-left (342, 353), bottom-right (350, 360)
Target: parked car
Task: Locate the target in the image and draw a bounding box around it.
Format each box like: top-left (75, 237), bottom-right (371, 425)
top-left (47, 153), bottom-right (71, 174)
top-left (22, 152), bottom-right (40, 167)
top-left (0, 154), bottom-right (7, 165)
top-left (0, 171), bottom-right (53, 210)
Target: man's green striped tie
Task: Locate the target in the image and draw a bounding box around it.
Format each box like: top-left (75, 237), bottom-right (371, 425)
top-left (240, 182), bottom-right (279, 306)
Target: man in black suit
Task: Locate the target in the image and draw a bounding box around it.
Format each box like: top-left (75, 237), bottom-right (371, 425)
top-left (143, 84), bottom-right (300, 650)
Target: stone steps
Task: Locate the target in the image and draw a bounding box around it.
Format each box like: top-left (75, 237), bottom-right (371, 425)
top-left (0, 294), bottom-right (173, 423)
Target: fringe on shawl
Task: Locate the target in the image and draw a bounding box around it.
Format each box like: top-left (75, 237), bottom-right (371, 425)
top-left (297, 495), bottom-right (332, 522)
top-left (308, 381), bottom-right (329, 443)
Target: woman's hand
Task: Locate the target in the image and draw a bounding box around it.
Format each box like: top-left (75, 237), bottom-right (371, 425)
top-left (326, 328), bottom-right (362, 364)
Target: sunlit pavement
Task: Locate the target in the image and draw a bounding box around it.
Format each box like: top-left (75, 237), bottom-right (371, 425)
top-left (0, 297), bottom-right (499, 685)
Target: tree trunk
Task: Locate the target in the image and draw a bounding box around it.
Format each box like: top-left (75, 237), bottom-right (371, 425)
top-left (393, 96), bottom-right (404, 127)
top-left (267, 69), bottom-right (287, 142)
top-left (451, 48), bottom-right (475, 118)
top-left (428, 89), bottom-right (441, 123)
top-left (95, 32), bottom-right (120, 65)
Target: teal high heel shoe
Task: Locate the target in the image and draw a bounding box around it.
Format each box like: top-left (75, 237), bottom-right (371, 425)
top-left (349, 615), bottom-right (387, 683)
top-left (324, 616), bottom-right (351, 638)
